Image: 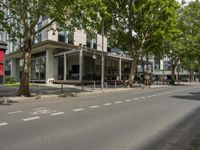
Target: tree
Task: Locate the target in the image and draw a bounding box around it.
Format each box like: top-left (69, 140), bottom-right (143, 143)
top-left (178, 0), bottom-right (200, 81)
top-left (0, 0), bottom-right (80, 96)
top-left (102, 0), bottom-right (179, 86)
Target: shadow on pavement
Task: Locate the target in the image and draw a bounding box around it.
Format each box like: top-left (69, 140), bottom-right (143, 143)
top-left (139, 106), bottom-right (200, 150)
top-left (172, 91), bottom-right (200, 101)
top-left (0, 86), bottom-right (85, 97)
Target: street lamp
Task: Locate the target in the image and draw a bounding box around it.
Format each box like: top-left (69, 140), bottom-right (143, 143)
top-left (79, 44), bottom-right (87, 91)
top-left (162, 49), bottom-right (165, 84)
top-left (101, 21), bottom-right (105, 90)
top-left (97, 12), bottom-right (105, 90)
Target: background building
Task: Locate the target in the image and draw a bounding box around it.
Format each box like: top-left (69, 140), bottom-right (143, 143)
top-left (6, 17), bottom-right (132, 84)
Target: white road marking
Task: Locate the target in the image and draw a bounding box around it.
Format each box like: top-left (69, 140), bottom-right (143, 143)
top-left (147, 95), bottom-right (152, 98)
top-left (89, 105), bottom-right (100, 109)
top-left (51, 112), bottom-right (65, 116)
top-left (73, 108), bottom-right (85, 112)
top-left (104, 103), bottom-right (112, 106)
top-left (152, 95), bottom-right (157, 97)
top-left (23, 116), bottom-right (40, 122)
top-left (140, 97), bottom-right (146, 99)
top-left (133, 98), bottom-right (139, 100)
top-left (33, 107), bottom-right (46, 111)
top-left (30, 109), bottom-right (56, 115)
top-left (115, 101), bottom-right (122, 104)
top-left (124, 99), bottom-right (132, 102)
top-left (0, 122), bottom-right (8, 126)
top-left (8, 110), bottom-right (23, 114)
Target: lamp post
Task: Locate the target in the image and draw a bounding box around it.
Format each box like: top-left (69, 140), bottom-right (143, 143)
top-left (162, 49), bottom-right (165, 85)
top-left (101, 21), bottom-right (105, 90)
top-left (79, 44), bottom-right (85, 91)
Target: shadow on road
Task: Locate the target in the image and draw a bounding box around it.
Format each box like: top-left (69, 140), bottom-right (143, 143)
top-left (139, 106), bottom-right (200, 150)
top-left (172, 91), bottom-right (200, 101)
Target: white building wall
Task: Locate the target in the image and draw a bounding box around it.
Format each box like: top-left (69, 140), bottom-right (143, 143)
top-left (42, 19), bottom-right (49, 41)
top-left (47, 20), bottom-right (58, 42)
top-left (73, 29), bottom-right (86, 46)
top-left (97, 34), bottom-right (107, 52)
top-left (46, 49), bottom-right (56, 84)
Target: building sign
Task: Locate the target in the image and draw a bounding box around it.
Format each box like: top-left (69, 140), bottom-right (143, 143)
top-left (0, 64), bottom-right (3, 75)
top-left (0, 50), bottom-right (3, 62)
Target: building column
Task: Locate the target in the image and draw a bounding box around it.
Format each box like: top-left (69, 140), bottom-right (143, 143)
top-left (119, 58), bottom-right (122, 80)
top-left (46, 49), bottom-right (54, 84)
top-left (11, 58), bottom-right (17, 78)
top-left (64, 54), bottom-right (67, 80)
top-left (79, 50), bottom-right (83, 82)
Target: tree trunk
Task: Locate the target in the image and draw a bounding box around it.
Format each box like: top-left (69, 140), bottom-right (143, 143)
top-left (17, 39), bottom-right (32, 97)
top-left (170, 64), bottom-right (176, 85)
top-left (128, 57), bottom-right (138, 87)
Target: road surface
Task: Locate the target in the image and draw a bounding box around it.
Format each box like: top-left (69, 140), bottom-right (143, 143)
top-left (0, 84), bottom-right (200, 150)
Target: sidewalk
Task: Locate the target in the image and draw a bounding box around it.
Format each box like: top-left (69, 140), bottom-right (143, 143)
top-left (1, 82), bottom-right (196, 103)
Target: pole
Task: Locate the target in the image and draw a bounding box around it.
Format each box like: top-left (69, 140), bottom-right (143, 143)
top-left (162, 49), bottom-right (165, 85)
top-left (79, 46), bottom-right (83, 91)
top-left (101, 21), bottom-right (104, 90)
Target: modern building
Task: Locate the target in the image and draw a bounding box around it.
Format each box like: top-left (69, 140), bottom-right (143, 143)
top-left (6, 17), bottom-right (132, 84)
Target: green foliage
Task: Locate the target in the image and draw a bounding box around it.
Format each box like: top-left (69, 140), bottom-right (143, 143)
top-left (0, 0), bottom-right (84, 96)
top-left (5, 76), bottom-right (16, 84)
top-left (178, 0), bottom-right (200, 73)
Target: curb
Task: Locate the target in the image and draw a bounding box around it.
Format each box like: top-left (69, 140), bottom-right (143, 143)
top-left (1, 85), bottom-right (171, 103)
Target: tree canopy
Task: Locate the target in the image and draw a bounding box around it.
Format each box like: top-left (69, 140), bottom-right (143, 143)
top-left (0, 0), bottom-right (83, 96)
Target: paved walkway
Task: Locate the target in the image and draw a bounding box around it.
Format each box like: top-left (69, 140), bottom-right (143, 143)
top-left (0, 82), bottom-right (198, 103)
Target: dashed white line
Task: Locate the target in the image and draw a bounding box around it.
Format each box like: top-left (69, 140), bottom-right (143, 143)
top-left (8, 110), bottom-right (23, 114)
top-left (23, 116), bottom-right (40, 122)
top-left (124, 99), bottom-right (132, 102)
top-left (33, 107), bottom-right (46, 111)
top-left (0, 122), bottom-right (8, 126)
top-left (115, 101), bottom-right (123, 104)
top-left (147, 95), bottom-right (152, 98)
top-left (89, 105), bottom-right (100, 109)
top-left (140, 97), bottom-right (146, 99)
top-left (73, 108), bottom-right (85, 112)
top-left (133, 98), bottom-right (139, 100)
top-left (51, 112), bottom-right (65, 116)
top-left (104, 103), bottom-right (112, 106)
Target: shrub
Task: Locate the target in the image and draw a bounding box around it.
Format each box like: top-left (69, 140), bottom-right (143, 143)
top-left (5, 76), bottom-right (16, 84)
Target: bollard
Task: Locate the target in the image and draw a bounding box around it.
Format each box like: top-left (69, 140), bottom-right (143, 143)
top-left (105, 82), bottom-right (108, 88)
top-left (61, 82), bottom-right (64, 93)
top-left (115, 81), bottom-right (117, 88)
top-left (81, 81), bottom-right (84, 91)
top-left (93, 81), bottom-right (96, 91)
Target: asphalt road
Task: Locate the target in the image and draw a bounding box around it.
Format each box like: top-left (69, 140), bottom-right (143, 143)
top-left (0, 84), bottom-right (200, 150)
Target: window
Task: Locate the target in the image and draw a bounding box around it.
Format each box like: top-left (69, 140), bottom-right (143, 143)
top-left (86, 34), bottom-right (97, 49)
top-left (164, 61), bottom-right (171, 70)
top-left (155, 59), bottom-right (160, 70)
top-left (0, 31), bottom-right (3, 41)
top-left (37, 22), bottom-right (42, 43)
top-left (58, 29), bottom-right (74, 44)
top-left (58, 31), bottom-right (66, 42)
top-left (42, 16), bottom-right (48, 21)
top-left (31, 57), bottom-right (46, 80)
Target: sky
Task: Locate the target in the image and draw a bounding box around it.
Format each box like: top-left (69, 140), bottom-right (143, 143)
top-left (177, 0), bottom-right (193, 4)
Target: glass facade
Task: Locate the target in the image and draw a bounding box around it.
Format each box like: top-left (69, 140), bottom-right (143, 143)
top-left (31, 57), bottom-right (46, 80)
top-left (86, 34), bottom-right (97, 49)
top-left (58, 30), bottom-right (74, 44)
